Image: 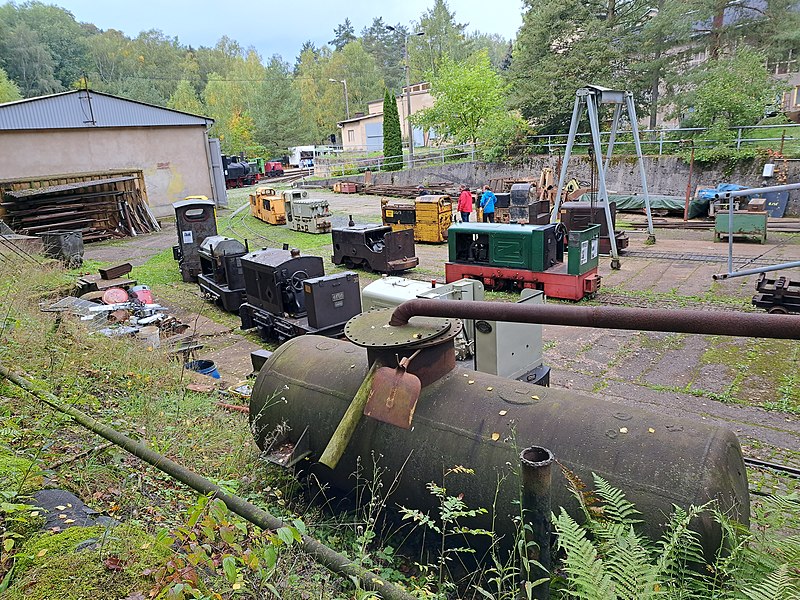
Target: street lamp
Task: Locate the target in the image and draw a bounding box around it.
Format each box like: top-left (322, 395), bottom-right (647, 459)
top-left (328, 78), bottom-right (350, 120)
top-left (386, 25), bottom-right (425, 168)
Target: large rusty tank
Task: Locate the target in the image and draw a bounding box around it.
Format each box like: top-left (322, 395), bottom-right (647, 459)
top-left (250, 310), bottom-right (749, 554)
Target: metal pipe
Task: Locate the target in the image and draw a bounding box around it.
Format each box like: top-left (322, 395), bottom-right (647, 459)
top-left (714, 182), bottom-right (800, 199)
top-left (0, 363), bottom-right (418, 600)
top-left (713, 260), bottom-right (800, 280)
top-left (388, 299), bottom-right (800, 339)
top-left (519, 446), bottom-right (553, 600)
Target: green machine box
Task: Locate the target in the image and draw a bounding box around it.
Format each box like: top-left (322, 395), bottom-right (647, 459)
top-left (567, 225), bottom-right (600, 275)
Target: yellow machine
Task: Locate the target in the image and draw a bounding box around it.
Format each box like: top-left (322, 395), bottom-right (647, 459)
top-left (249, 187), bottom-right (286, 225)
top-left (381, 194), bottom-right (453, 244)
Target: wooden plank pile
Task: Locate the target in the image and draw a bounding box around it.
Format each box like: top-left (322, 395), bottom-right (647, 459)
top-left (0, 173), bottom-right (160, 243)
top-left (363, 182), bottom-right (454, 198)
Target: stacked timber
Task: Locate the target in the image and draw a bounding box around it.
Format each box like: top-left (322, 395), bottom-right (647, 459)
top-left (363, 182), bottom-right (453, 198)
top-left (0, 175), bottom-right (160, 243)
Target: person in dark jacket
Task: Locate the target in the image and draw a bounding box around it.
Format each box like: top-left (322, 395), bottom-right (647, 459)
top-left (480, 185), bottom-right (496, 223)
top-left (416, 185), bottom-right (430, 197)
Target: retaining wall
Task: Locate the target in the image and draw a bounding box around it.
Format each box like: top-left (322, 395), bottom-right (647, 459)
top-left (304, 155), bottom-right (800, 216)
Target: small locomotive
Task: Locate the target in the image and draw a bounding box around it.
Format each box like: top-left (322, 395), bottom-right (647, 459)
top-left (239, 247), bottom-right (361, 342)
top-left (197, 236), bottom-right (248, 312)
top-left (445, 222), bottom-right (601, 301)
top-left (331, 223), bottom-right (418, 274)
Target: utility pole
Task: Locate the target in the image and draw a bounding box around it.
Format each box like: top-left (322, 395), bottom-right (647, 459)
top-left (387, 26), bottom-right (425, 168)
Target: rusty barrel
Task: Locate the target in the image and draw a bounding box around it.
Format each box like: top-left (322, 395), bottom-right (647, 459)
top-left (250, 335), bottom-right (749, 554)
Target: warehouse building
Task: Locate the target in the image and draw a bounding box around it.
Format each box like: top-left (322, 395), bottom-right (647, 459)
top-left (0, 90), bottom-right (226, 226)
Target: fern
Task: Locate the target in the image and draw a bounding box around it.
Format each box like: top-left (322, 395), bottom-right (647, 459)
top-left (591, 475), bottom-right (642, 526)
top-left (553, 508), bottom-right (615, 600)
top-left (741, 564), bottom-right (800, 600)
top-left (603, 526), bottom-right (662, 600)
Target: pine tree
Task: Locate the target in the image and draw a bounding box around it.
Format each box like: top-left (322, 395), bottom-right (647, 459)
top-left (382, 88), bottom-right (402, 171)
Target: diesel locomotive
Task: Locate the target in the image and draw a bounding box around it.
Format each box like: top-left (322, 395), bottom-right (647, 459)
top-left (238, 247), bottom-right (361, 342)
top-left (331, 224), bottom-right (419, 274)
top-left (445, 222), bottom-right (601, 301)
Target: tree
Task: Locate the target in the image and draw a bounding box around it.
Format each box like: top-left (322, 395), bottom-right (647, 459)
top-left (466, 32), bottom-right (508, 71)
top-left (411, 50), bottom-right (511, 146)
top-left (674, 46), bottom-right (781, 128)
top-left (294, 40), bottom-right (318, 73)
top-left (407, 0), bottom-right (472, 81)
top-left (0, 2), bottom-right (91, 89)
top-left (330, 18), bottom-right (356, 51)
top-left (167, 79), bottom-right (205, 114)
top-left (0, 67), bottom-right (22, 103)
top-left (508, 0), bottom-right (627, 134)
top-left (382, 88), bottom-right (403, 170)
top-left (0, 21), bottom-right (60, 96)
top-left (361, 18), bottom-right (407, 91)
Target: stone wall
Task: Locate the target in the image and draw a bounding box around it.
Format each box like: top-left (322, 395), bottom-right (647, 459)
top-left (305, 155), bottom-right (800, 216)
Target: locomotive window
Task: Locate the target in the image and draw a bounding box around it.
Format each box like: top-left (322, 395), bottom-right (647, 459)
top-left (184, 208), bottom-right (209, 221)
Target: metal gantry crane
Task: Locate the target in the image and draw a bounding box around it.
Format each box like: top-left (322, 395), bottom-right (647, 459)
top-left (551, 85), bottom-right (656, 269)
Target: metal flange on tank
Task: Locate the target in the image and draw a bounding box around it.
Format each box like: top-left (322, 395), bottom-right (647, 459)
top-left (250, 308), bottom-right (750, 560)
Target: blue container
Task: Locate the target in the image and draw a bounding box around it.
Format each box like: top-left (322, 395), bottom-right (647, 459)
top-left (185, 359), bottom-right (220, 379)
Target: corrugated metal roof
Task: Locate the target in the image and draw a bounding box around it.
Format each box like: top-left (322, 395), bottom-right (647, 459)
top-left (0, 90), bottom-right (213, 131)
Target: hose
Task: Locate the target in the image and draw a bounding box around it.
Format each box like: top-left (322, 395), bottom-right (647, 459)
top-left (0, 363), bottom-right (417, 600)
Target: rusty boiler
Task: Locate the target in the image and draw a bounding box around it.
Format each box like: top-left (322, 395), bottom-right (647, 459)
top-left (250, 309), bottom-right (749, 555)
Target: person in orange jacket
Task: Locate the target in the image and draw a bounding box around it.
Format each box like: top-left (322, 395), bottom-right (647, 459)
top-left (457, 184), bottom-right (473, 222)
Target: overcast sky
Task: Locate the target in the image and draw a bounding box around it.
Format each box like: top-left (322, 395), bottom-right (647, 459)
top-left (47, 0), bottom-right (526, 62)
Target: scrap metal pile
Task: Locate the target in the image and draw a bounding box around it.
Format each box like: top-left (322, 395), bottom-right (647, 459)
top-left (43, 262), bottom-right (191, 348)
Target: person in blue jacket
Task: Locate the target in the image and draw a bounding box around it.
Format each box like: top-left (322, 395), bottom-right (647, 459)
top-left (480, 185), bottom-right (496, 223)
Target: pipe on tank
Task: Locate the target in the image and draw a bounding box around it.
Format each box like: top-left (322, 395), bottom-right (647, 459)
top-left (388, 299), bottom-right (800, 340)
top-left (520, 446), bottom-right (554, 600)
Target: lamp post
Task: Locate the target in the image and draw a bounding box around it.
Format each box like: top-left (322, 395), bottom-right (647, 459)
top-left (328, 78), bottom-right (350, 120)
top-left (386, 26), bottom-right (425, 168)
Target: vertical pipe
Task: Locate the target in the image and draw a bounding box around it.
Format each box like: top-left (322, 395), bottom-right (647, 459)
top-left (586, 93), bottom-right (620, 265)
top-left (683, 142), bottom-right (695, 222)
top-left (520, 446), bottom-right (554, 600)
top-left (551, 95), bottom-right (584, 223)
top-left (727, 192), bottom-right (735, 274)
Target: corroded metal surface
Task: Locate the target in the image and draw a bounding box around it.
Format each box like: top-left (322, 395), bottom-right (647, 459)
top-left (344, 309), bottom-right (453, 347)
top-left (389, 299), bottom-right (800, 339)
top-left (251, 335), bottom-right (750, 557)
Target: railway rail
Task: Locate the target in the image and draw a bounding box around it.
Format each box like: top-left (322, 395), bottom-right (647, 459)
top-left (744, 456), bottom-right (800, 480)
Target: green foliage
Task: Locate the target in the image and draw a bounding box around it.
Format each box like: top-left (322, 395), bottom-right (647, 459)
top-left (330, 18), bottom-right (357, 51)
top-left (412, 50), bottom-right (511, 146)
top-left (4, 524), bottom-right (171, 600)
top-left (553, 472), bottom-right (800, 599)
top-left (167, 79), bottom-right (204, 115)
top-left (676, 46), bottom-right (783, 129)
top-left (407, 0), bottom-right (472, 81)
top-left (383, 87), bottom-right (403, 171)
top-left (0, 67), bottom-right (22, 103)
top-left (361, 18), bottom-right (407, 91)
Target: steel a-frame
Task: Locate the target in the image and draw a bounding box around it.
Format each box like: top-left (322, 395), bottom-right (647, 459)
top-left (551, 85), bottom-right (655, 269)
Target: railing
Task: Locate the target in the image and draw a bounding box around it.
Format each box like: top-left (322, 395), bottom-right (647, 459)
top-left (315, 142), bottom-right (482, 178)
top-left (314, 123), bottom-right (800, 178)
top-left (524, 123), bottom-right (800, 155)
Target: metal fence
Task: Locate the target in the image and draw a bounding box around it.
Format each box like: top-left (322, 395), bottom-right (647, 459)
top-left (315, 123), bottom-right (800, 177)
top-left (524, 123), bottom-right (800, 155)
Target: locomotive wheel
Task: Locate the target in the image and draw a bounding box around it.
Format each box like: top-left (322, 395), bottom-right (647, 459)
top-left (768, 306), bottom-right (789, 315)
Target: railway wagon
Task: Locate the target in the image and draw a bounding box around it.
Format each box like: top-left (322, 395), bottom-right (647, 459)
top-left (445, 222), bottom-right (601, 301)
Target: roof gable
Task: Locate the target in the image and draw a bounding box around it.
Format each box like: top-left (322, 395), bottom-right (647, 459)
top-left (0, 90), bottom-right (213, 131)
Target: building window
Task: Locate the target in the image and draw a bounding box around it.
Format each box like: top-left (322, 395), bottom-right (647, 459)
top-left (347, 129), bottom-right (355, 142)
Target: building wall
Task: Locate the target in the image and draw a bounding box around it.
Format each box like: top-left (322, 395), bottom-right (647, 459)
top-left (342, 114), bottom-right (383, 151)
top-left (0, 125), bottom-right (213, 217)
top-left (339, 84), bottom-right (435, 152)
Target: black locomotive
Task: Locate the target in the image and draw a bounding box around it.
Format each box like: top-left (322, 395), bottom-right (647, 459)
top-left (222, 155), bottom-right (252, 189)
top-left (197, 236), bottom-right (249, 312)
top-left (239, 248), bottom-right (361, 342)
top-left (331, 224), bottom-right (419, 274)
